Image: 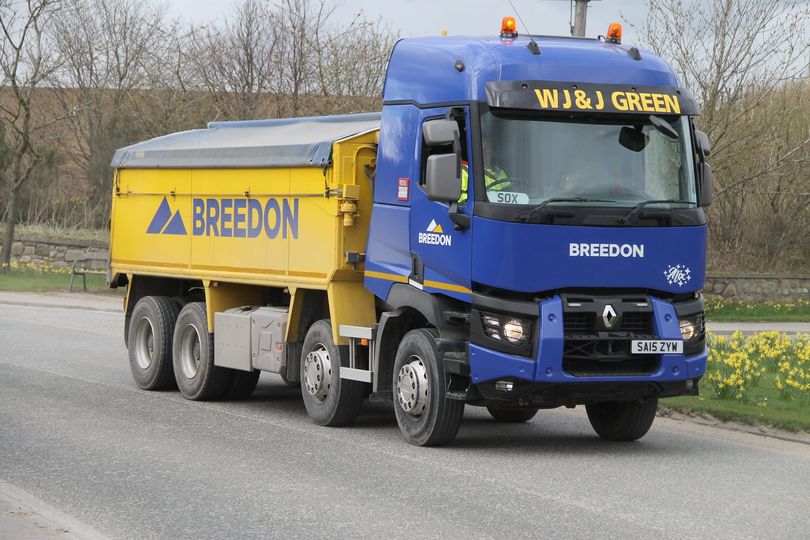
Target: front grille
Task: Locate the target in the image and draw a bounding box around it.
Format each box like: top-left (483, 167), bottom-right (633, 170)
top-left (621, 312), bottom-right (653, 333)
top-left (563, 337), bottom-right (660, 376)
top-left (561, 294), bottom-right (658, 377)
top-left (563, 309), bottom-right (652, 334)
top-left (563, 312), bottom-right (594, 333)
top-left (562, 356), bottom-right (659, 377)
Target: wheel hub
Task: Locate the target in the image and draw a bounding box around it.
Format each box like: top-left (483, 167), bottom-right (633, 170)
top-left (304, 344), bottom-right (332, 403)
top-left (179, 324), bottom-right (202, 379)
top-left (397, 356), bottom-right (429, 418)
top-left (134, 317), bottom-right (155, 370)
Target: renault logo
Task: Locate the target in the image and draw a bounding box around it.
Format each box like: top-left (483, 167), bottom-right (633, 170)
top-left (602, 304), bottom-right (618, 328)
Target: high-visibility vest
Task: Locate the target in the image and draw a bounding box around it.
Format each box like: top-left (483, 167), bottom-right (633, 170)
top-left (459, 162), bottom-right (509, 204)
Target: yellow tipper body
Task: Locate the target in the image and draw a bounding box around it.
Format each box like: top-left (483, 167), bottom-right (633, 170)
top-left (108, 115), bottom-right (380, 343)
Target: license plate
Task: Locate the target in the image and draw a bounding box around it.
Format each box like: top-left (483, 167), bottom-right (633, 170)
top-left (631, 340), bottom-right (683, 354)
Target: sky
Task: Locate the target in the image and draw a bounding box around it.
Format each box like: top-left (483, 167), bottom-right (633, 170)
top-left (164, 0), bottom-right (650, 44)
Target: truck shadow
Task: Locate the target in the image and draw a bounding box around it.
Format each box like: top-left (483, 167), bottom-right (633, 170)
top-left (449, 418), bottom-right (679, 455)
top-left (246, 379), bottom-right (681, 455)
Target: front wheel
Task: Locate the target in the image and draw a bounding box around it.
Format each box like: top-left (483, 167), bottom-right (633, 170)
top-left (392, 329), bottom-right (464, 446)
top-left (586, 398), bottom-right (658, 441)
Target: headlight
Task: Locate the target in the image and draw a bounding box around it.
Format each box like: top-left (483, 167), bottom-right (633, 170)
top-left (679, 319), bottom-right (696, 341)
top-left (481, 312), bottom-right (531, 346)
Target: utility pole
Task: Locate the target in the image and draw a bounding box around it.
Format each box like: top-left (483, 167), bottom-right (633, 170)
top-left (572, 0), bottom-right (590, 37)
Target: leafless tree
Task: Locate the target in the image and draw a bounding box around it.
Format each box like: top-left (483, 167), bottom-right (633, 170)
top-left (634, 0), bottom-right (810, 270)
top-left (1, 0), bottom-right (400, 238)
top-left (0, 0), bottom-right (62, 268)
top-left (186, 0), bottom-right (394, 119)
top-left (312, 13), bottom-right (397, 114)
top-left (271, 0), bottom-right (335, 116)
top-left (132, 22), bottom-right (215, 137)
top-left (51, 0), bottom-right (167, 228)
top-left (187, 0), bottom-right (278, 120)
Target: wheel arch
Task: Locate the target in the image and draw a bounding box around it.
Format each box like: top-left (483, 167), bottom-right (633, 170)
top-left (385, 283), bottom-right (466, 330)
top-left (373, 306), bottom-right (430, 396)
top-left (375, 284), bottom-right (470, 396)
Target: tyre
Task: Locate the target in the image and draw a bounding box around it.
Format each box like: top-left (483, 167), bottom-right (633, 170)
top-left (279, 372), bottom-right (299, 387)
top-left (224, 369), bottom-right (260, 400)
top-left (392, 329), bottom-right (464, 446)
top-left (486, 405), bottom-right (539, 423)
top-left (300, 319), bottom-right (366, 426)
top-left (170, 296), bottom-right (188, 311)
top-left (586, 398), bottom-right (658, 441)
top-left (128, 296), bottom-right (180, 390)
top-left (172, 302), bottom-right (231, 401)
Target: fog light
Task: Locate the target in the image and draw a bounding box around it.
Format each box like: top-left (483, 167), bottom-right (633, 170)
top-left (495, 380), bottom-right (514, 392)
top-left (503, 320), bottom-right (526, 344)
top-left (679, 319), bottom-right (696, 340)
top-left (479, 311), bottom-right (532, 346)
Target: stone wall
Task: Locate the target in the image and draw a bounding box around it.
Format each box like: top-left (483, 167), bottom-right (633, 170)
top-left (0, 235), bottom-right (109, 271)
top-left (704, 274), bottom-right (810, 302)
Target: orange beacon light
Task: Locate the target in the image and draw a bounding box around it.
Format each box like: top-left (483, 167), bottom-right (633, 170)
top-left (606, 22), bottom-right (622, 44)
top-left (501, 16), bottom-right (518, 38)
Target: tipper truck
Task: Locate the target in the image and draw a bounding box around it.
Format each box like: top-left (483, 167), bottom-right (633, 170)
top-left (109, 19), bottom-right (713, 446)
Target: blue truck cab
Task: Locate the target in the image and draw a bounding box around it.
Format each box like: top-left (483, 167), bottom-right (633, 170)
top-left (361, 23), bottom-right (713, 445)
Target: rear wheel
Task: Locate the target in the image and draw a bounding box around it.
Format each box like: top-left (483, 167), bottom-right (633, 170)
top-left (128, 296), bottom-right (179, 390)
top-left (486, 405), bottom-right (539, 423)
top-left (300, 320), bottom-right (366, 426)
top-left (173, 302), bottom-right (231, 401)
top-left (586, 398), bottom-right (658, 441)
top-left (393, 329), bottom-right (464, 446)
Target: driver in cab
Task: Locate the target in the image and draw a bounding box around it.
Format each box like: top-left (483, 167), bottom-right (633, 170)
top-left (459, 138), bottom-right (510, 204)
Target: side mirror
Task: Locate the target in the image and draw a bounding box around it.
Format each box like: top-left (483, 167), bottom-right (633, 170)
top-left (695, 130), bottom-right (711, 158)
top-left (423, 119), bottom-right (459, 146)
top-left (425, 154), bottom-right (461, 203)
top-left (699, 162), bottom-right (713, 207)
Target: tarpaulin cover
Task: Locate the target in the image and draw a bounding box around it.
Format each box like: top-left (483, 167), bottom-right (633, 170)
top-left (110, 113), bottom-right (381, 169)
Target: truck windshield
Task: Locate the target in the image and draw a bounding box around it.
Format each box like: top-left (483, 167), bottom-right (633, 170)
top-left (479, 111), bottom-right (696, 208)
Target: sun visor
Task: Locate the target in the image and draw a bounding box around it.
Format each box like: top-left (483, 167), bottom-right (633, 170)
top-left (486, 81), bottom-right (700, 116)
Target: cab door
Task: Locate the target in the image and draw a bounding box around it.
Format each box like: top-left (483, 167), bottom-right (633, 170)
top-left (408, 106), bottom-right (473, 302)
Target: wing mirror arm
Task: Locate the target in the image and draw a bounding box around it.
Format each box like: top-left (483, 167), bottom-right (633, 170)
top-left (448, 202), bottom-right (470, 230)
top-left (694, 130), bottom-right (713, 207)
top-left (448, 121), bottom-right (468, 230)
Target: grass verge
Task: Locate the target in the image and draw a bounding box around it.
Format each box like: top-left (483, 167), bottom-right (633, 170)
top-left (705, 297), bottom-right (810, 322)
top-left (662, 332), bottom-right (810, 432)
top-left (0, 268), bottom-right (107, 292)
top-left (662, 378), bottom-right (810, 432)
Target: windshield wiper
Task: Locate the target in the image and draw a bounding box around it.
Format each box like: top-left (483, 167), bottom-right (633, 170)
top-left (519, 197), bottom-right (616, 222)
top-left (618, 199), bottom-right (697, 224)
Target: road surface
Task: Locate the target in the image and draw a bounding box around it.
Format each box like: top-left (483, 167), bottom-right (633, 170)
top-left (1, 300), bottom-right (808, 539)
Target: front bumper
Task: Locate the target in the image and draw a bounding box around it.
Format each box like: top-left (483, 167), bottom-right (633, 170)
top-left (468, 295), bottom-right (707, 391)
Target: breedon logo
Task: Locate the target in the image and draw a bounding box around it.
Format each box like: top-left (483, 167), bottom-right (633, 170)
top-left (146, 196), bottom-right (299, 239)
top-left (418, 219), bottom-right (452, 246)
top-left (146, 197), bottom-right (187, 235)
